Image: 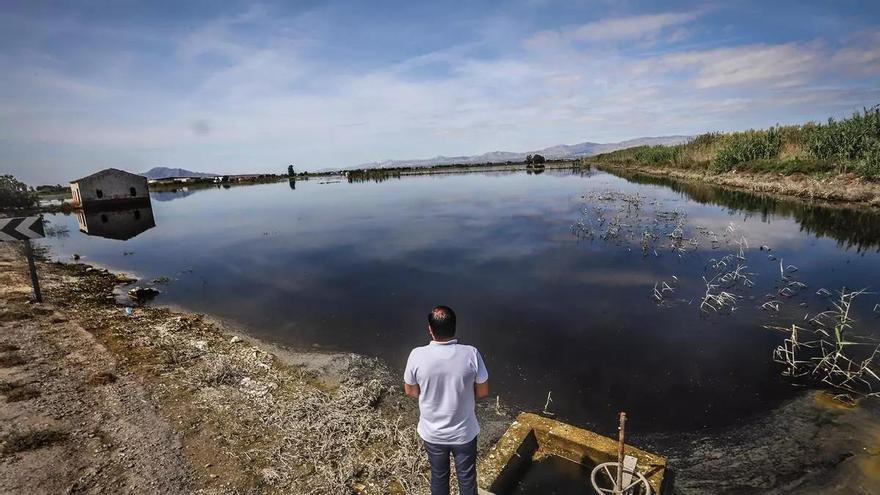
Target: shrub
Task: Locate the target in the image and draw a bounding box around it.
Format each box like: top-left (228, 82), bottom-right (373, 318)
top-left (532, 154), bottom-right (546, 164)
top-left (633, 145), bottom-right (677, 164)
top-left (808, 107), bottom-right (880, 173)
top-left (0, 175), bottom-right (38, 210)
top-left (588, 105), bottom-right (880, 179)
top-left (689, 132), bottom-right (723, 148)
top-left (858, 139), bottom-right (880, 180)
top-left (713, 128), bottom-right (782, 172)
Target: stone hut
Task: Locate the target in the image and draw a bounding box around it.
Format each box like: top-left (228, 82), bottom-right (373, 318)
top-left (70, 168), bottom-right (150, 208)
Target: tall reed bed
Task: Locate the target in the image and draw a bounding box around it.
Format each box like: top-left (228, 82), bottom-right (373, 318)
top-left (589, 105), bottom-right (880, 179)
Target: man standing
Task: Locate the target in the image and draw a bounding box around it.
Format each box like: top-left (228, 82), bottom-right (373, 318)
top-left (404, 305), bottom-right (490, 495)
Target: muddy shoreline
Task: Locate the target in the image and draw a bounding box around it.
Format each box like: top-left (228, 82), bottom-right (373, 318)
top-left (592, 161), bottom-right (880, 209)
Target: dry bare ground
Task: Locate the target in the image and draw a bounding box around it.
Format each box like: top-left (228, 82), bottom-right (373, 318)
top-left (0, 242), bottom-right (481, 494)
top-left (0, 247), bottom-right (190, 494)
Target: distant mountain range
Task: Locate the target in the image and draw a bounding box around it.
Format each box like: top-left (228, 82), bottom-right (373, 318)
top-left (347, 136), bottom-right (692, 171)
top-left (138, 135), bottom-right (690, 178)
top-left (140, 167), bottom-right (217, 180)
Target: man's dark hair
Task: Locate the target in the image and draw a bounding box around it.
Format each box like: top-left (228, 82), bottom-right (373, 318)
top-left (428, 305), bottom-right (456, 339)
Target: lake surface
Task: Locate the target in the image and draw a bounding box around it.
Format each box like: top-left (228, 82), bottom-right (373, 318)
top-left (40, 168), bottom-right (880, 438)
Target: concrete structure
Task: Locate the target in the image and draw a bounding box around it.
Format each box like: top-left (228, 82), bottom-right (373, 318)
top-left (70, 168), bottom-right (150, 208)
top-left (478, 413), bottom-right (668, 495)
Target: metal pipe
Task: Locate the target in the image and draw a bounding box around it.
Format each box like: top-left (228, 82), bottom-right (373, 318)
top-left (616, 411), bottom-right (626, 494)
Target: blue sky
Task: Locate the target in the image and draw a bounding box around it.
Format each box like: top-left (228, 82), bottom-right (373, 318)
top-left (2, 1), bottom-right (879, 184)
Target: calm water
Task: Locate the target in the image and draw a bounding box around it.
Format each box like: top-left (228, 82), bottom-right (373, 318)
top-left (40, 169), bottom-right (880, 438)
top-left (507, 456), bottom-right (594, 495)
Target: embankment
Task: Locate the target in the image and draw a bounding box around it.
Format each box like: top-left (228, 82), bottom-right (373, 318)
top-left (593, 160), bottom-right (880, 208)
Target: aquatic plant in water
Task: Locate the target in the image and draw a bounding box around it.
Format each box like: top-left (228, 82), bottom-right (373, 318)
top-left (768, 289), bottom-right (880, 399)
top-left (573, 188), bottom-right (880, 403)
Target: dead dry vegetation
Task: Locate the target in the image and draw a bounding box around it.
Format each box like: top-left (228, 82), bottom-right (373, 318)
top-left (0, 242), bottom-right (440, 494)
top-left (129, 312), bottom-right (431, 494)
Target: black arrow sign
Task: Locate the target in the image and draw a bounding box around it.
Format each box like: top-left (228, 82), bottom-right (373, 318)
top-left (0, 216), bottom-right (45, 242)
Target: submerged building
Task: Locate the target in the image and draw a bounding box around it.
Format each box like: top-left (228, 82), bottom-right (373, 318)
top-left (70, 168), bottom-right (150, 208)
top-left (69, 168), bottom-right (156, 240)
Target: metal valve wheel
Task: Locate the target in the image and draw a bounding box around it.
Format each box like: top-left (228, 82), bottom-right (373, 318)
top-left (590, 461), bottom-right (651, 495)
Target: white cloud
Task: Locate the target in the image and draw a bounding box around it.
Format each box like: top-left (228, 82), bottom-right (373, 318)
top-left (630, 36), bottom-right (880, 91)
top-left (571, 11), bottom-right (701, 42)
top-left (646, 42), bottom-right (826, 89)
top-left (524, 10), bottom-right (702, 51)
top-left (831, 30), bottom-right (880, 75)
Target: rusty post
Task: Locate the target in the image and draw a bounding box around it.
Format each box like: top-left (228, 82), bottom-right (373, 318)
top-left (23, 240), bottom-right (42, 303)
top-left (615, 411), bottom-right (626, 494)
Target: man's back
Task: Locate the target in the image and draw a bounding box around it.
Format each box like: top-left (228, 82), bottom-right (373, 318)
top-left (406, 305), bottom-right (487, 495)
top-left (405, 340), bottom-right (488, 445)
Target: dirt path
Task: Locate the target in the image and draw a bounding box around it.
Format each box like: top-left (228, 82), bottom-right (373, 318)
top-left (0, 248), bottom-right (190, 494)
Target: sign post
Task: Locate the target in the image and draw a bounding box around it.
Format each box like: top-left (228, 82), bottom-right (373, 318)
top-left (0, 216), bottom-right (46, 303)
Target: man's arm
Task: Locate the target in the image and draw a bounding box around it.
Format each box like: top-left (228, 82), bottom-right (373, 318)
top-left (403, 350), bottom-right (419, 398)
top-left (474, 380), bottom-right (489, 400)
top-left (474, 348), bottom-right (489, 400)
top-left (404, 383), bottom-right (420, 398)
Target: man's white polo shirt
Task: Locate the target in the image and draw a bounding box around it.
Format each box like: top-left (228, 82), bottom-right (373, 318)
top-left (404, 339), bottom-right (489, 445)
